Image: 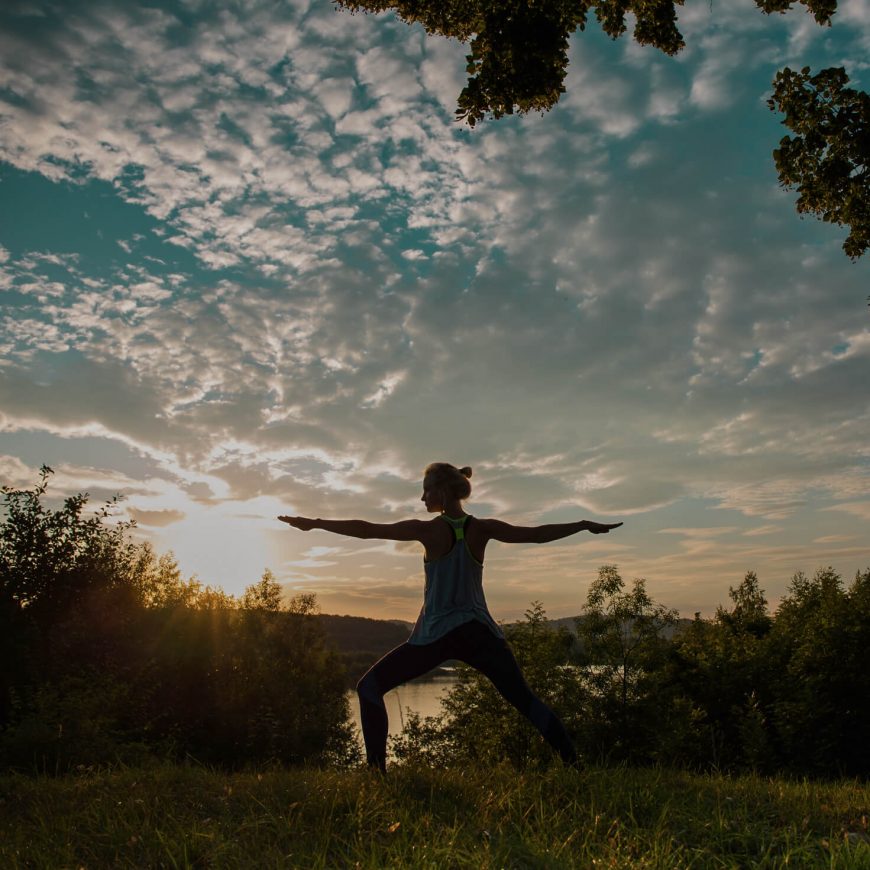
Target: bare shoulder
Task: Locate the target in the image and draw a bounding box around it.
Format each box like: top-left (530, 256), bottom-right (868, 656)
top-left (417, 516), bottom-right (453, 551)
top-left (422, 516), bottom-right (450, 537)
top-left (471, 517), bottom-right (498, 532)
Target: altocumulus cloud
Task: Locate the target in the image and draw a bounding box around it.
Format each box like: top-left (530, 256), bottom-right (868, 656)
top-left (0, 0), bottom-right (868, 617)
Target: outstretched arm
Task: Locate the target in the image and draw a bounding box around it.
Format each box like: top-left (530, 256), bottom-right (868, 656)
top-left (481, 518), bottom-right (622, 545)
top-left (278, 516), bottom-right (428, 542)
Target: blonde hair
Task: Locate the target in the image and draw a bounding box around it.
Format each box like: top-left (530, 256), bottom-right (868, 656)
top-left (424, 462), bottom-right (472, 501)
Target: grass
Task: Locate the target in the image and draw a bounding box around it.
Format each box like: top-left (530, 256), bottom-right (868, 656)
top-left (1, 762), bottom-right (869, 868)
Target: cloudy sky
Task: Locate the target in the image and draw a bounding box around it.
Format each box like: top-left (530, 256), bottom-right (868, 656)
top-left (1, 0), bottom-right (868, 622)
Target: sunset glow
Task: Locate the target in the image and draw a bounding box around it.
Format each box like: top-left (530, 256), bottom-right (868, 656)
top-left (1, 0), bottom-right (868, 622)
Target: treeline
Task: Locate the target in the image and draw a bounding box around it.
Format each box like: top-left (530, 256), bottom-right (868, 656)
top-left (316, 614), bottom-right (411, 686)
top-left (0, 468), bottom-right (357, 773)
top-left (393, 565), bottom-right (870, 778)
top-left (3, 469), bottom-right (868, 779)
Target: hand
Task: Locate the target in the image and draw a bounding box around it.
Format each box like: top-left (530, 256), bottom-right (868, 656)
top-left (278, 515), bottom-right (317, 531)
top-left (584, 521), bottom-right (623, 534)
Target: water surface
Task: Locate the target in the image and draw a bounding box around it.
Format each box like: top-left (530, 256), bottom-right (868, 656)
top-left (346, 674), bottom-right (459, 749)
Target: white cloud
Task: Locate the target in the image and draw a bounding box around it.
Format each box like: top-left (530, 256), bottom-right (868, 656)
top-left (420, 35), bottom-right (467, 114)
top-left (361, 372), bottom-right (406, 408)
top-left (660, 527), bottom-right (739, 538)
top-left (129, 507), bottom-right (186, 526)
top-left (356, 45), bottom-right (423, 102)
top-left (824, 501), bottom-right (870, 520)
top-left (1, 0), bottom-right (869, 616)
top-left (312, 77), bottom-right (355, 119)
top-left (743, 525), bottom-right (783, 537)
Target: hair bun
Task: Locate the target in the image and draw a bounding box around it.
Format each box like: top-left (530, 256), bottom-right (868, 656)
top-left (458, 466), bottom-right (472, 478)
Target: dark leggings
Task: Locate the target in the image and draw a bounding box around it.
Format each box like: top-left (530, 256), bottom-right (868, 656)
top-left (356, 618), bottom-right (576, 770)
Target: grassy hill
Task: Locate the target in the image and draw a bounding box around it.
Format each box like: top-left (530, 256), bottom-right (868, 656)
top-left (2, 763), bottom-right (868, 868)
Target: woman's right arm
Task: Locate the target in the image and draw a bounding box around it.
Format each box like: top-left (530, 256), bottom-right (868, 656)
top-left (278, 516), bottom-right (429, 541)
top-left (480, 518), bottom-right (622, 544)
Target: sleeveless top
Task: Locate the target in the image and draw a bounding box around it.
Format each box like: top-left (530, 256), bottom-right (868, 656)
top-left (407, 514), bottom-right (505, 646)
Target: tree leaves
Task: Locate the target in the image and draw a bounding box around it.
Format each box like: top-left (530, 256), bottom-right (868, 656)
top-left (768, 66), bottom-right (870, 260)
top-left (0, 470), bottom-right (357, 770)
top-left (335, 1), bottom-right (870, 263)
top-left (334, 1), bottom-right (838, 127)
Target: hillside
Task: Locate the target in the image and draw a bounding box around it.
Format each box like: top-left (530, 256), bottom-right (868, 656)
top-left (548, 614), bottom-right (697, 640)
top-left (317, 613), bottom-right (413, 654)
top-left (317, 612), bottom-right (697, 678)
top-left (316, 613), bottom-right (414, 684)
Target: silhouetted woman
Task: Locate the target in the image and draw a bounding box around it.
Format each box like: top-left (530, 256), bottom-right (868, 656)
top-left (279, 462), bottom-right (622, 772)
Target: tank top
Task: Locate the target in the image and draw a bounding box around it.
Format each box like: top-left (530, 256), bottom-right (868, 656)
top-left (407, 514), bottom-right (505, 645)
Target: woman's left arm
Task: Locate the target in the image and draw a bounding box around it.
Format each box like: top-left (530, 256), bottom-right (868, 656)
top-left (480, 518), bottom-right (622, 544)
top-left (278, 516), bottom-right (428, 541)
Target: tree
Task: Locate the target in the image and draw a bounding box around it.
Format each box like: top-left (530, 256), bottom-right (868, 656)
top-left (337, 1), bottom-right (835, 126)
top-left (241, 569), bottom-right (284, 611)
top-left (765, 566), bottom-right (870, 775)
top-left (671, 571), bottom-right (776, 772)
top-left (392, 602), bottom-right (588, 769)
top-left (128, 543), bottom-right (201, 608)
top-left (336, 1), bottom-right (870, 261)
top-left (716, 570), bottom-right (771, 637)
top-left (577, 565), bottom-right (678, 761)
top-left (0, 465), bottom-right (137, 622)
top-left (0, 470), bottom-right (357, 772)
top-left (768, 66), bottom-right (870, 260)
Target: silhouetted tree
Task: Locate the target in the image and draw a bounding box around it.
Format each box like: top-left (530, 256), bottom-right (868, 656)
top-left (716, 570), bottom-right (772, 638)
top-left (0, 466), bottom-right (139, 741)
top-left (128, 542), bottom-right (201, 608)
top-left (241, 569), bottom-right (284, 611)
top-left (337, 1), bottom-right (835, 125)
top-left (577, 565), bottom-right (678, 761)
top-left (337, 1), bottom-right (869, 261)
top-left (671, 571), bottom-right (776, 771)
top-left (768, 66), bottom-right (870, 260)
top-left (0, 465), bottom-right (137, 623)
top-left (0, 469), bottom-right (357, 772)
top-left (766, 566), bottom-right (870, 775)
top-left (392, 601), bottom-right (588, 769)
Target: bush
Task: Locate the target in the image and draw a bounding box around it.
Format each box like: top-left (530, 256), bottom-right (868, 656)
top-left (390, 603), bottom-right (590, 769)
top-left (0, 470), bottom-right (357, 772)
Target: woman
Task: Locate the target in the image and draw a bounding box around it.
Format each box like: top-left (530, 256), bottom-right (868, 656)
top-left (279, 462), bottom-right (622, 771)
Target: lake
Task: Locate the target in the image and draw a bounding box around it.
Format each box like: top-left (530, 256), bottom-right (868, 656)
top-left (346, 674), bottom-right (460, 750)
top-left (345, 665), bottom-right (604, 755)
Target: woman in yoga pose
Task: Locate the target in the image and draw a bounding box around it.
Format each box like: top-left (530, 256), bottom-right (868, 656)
top-left (279, 462), bottom-right (622, 771)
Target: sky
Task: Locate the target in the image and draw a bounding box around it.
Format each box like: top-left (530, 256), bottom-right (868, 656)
top-left (1, 0), bottom-right (868, 623)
